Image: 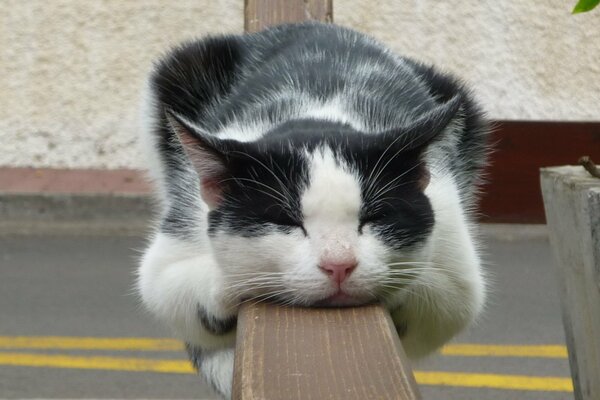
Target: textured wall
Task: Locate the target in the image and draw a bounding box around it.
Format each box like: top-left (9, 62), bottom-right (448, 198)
top-left (1, 0), bottom-right (599, 168)
top-left (335, 0), bottom-right (600, 123)
top-left (0, 0), bottom-right (243, 168)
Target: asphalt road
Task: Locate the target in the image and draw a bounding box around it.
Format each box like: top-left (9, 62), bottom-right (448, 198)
top-left (0, 229), bottom-right (572, 399)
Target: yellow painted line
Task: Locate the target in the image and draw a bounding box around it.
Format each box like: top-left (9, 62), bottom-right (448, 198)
top-left (0, 352), bottom-right (573, 392)
top-left (441, 344), bottom-right (568, 358)
top-left (414, 371), bottom-right (573, 392)
top-left (0, 336), bottom-right (183, 351)
top-left (0, 336), bottom-right (568, 359)
top-left (0, 352), bottom-right (194, 374)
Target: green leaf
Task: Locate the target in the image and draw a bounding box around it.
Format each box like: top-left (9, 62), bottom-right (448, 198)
top-left (573, 0), bottom-right (600, 14)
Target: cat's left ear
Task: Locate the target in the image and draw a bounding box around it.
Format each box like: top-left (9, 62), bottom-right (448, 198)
top-left (165, 111), bottom-right (232, 209)
top-left (382, 94), bottom-right (463, 190)
top-left (397, 94), bottom-right (463, 152)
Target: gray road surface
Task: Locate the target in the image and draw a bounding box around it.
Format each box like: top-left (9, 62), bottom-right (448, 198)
top-left (0, 229), bottom-right (572, 399)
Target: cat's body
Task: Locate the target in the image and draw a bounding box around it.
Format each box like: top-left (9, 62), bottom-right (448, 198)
top-left (137, 22), bottom-right (489, 398)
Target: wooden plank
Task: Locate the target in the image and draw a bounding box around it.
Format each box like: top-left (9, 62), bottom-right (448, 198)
top-left (541, 166), bottom-right (600, 400)
top-left (244, 0), bottom-right (332, 32)
top-left (481, 121), bottom-right (600, 223)
top-left (232, 302), bottom-right (421, 400)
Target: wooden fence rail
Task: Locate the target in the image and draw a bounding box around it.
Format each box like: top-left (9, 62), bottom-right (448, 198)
top-left (233, 303), bottom-right (421, 400)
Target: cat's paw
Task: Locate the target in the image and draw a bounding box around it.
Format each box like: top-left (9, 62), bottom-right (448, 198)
top-left (187, 345), bottom-right (235, 399)
top-left (138, 232), bottom-right (238, 348)
top-left (197, 304), bottom-right (237, 336)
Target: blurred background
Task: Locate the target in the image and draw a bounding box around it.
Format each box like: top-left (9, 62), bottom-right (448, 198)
top-left (1, 1), bottom-right (599, 399)
top-left (1, 0), bottom-right (599, 170)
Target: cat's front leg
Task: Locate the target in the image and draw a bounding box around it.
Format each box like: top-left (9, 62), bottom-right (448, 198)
top-left (388, 225), bottom-right (485, 358)
top-left (137, 232), bottom-right (237, 397)
top-left (389, 258), bottom-right (486, 359)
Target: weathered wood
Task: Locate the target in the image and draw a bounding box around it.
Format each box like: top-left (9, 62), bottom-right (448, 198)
top-left (541, 166), bottom-right (600, 400)
top-left (244, 0), bottom-right (332, 32)
top-left (232, 303), bottom-right (421, 400)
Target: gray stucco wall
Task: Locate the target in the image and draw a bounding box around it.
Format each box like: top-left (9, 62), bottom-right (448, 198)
top-left (1, 1), bottom-right (599, 168)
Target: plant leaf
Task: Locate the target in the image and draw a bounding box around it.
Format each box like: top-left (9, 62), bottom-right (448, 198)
top-left (573, 0), bottom-right (600, 14)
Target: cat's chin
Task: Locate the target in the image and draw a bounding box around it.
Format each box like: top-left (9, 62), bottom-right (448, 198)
top-left (312, 292), bottom-right (373, 308)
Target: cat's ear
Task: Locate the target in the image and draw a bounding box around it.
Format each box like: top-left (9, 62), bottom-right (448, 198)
top-left (380, 94), bottom-right (462, 191)
top-left (397, 94), bottom-right (463, 152)
top-left (166, 111), bottom-right (229, 209)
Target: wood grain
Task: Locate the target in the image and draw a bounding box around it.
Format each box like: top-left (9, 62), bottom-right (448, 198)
top-left (244, 0), bottom-right (332, 32)
top-left (233, 303), bottom-right (421, 400)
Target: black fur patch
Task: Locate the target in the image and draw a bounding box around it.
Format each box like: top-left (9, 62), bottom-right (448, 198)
top-left (185, 342), bottom-right (202, 370)
top-left (198, 305), bottom-right (237, 335)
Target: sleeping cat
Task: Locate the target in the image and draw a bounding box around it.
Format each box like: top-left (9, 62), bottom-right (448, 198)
top-left (137, 22), bottom-right (489, 398)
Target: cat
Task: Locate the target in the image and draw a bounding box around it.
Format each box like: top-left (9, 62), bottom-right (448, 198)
top-left (137, 22), bottom-right (490, 399)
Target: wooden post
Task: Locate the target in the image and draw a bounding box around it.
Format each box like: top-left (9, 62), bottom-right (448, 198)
top-left (244, 0), bottom-right (332, 32)
top-left (541, 166), bottom-right (600, 400)
top-left (233, 303), bottom-right (421, 400)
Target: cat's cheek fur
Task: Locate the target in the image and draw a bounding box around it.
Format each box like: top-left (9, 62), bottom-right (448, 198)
top-left (137, 233), bottom-right (237, 349)
top-left (391, 171), bottom-right (486, 358)
top-left (210, 228), bottom-right (331, 303)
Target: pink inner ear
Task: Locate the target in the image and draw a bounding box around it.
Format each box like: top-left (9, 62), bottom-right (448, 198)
top-left (418, 167), bottom-right (431, 191)
top-left (168, 112), bottom-right (230, 209)
top-left (200, 177), bottom-right (223, 209)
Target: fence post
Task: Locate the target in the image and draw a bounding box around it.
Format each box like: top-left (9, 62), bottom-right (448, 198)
top-left (244, 0), bottom-right (332, 32)
top-left (541, 166), bottom-right (600, 400)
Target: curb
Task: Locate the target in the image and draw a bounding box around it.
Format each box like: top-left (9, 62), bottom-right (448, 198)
top-left (0, 167), bottom-right (154, 235)
top-left (0, 192), bottom-right (154, 235)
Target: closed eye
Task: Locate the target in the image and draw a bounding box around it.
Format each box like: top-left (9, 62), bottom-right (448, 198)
top-left (358, 214), bottom-right (384, 232)
top-left (269, 217), bottom-right (303, 227)
top-left (271, 219), bottom-right (308, 236)
top-left (260, 212), bottom-right (307, 235)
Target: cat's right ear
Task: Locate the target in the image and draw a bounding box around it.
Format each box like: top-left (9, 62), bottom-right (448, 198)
top-left (165, 111), bottom-right (228, 209)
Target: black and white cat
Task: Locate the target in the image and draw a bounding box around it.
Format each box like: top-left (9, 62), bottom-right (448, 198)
top-left (137, 22), bottom-right (489, 398)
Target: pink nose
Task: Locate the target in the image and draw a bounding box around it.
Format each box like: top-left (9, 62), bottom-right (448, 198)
top-left (319, 262), bottom-right (357, 284)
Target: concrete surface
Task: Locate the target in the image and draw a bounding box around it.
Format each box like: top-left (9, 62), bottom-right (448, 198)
top-left (1, 1), bottom-right (599, 169)
top-left (0, 228), bottom-right (572, 399)
top-left (541, 166), bottom-right (600, 400)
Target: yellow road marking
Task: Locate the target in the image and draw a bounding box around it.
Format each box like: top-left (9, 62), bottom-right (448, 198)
top-left (0, 352), bottom-right (573, 392)
top-left (0, 336), bottom-right (569, 359)
top-left (0, 336), bottom-right (183, 351)
top-left (441, 344), bottom-right (568, 358)
top-left (414, 371), bottom-right (573, 392)
top-left (0, 352), bottom-right (194, 374)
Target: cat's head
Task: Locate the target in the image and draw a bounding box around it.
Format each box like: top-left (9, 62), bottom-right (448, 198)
top-left (168, 96), bottom-right (460, 307)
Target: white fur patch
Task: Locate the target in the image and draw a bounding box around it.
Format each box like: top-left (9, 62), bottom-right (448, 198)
top-left (214, 94), bottom-right (366, 142)
top-left (200, 348), bottom-right (235, 399)
top-left (303, 96), bottom-right (365, 132)
top-left (137, 233), bottom-right (235, 349)
top-left (302, 147), bottom-right (361, 223)
top-left (301, 147), bottom-right (362, 264)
